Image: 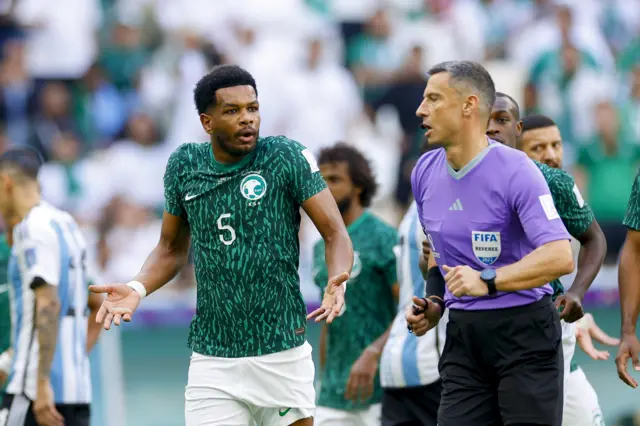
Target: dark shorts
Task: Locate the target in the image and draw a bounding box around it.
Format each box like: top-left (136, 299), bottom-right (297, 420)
top-left (382, 380), bottom-right (442, 426)
top-left (438, 295), bottom-right (563, 426)
top-left (0, 393), bottom-right (90, 426)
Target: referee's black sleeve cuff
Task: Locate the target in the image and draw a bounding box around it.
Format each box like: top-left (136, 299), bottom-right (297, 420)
top-left (426, 266), bottom-right (445, 299)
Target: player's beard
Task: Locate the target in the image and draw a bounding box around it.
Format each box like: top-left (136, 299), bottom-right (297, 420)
top-left (218, 132), bottom-right (259, 157)
top-left (336, 196), bottom-right (352, 214)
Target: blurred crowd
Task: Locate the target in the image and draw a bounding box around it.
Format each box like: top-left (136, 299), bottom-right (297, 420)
top-left (0, 0), bottom-right (638, 304)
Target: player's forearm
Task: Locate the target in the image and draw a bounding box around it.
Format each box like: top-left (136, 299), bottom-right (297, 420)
top-left (570, 223), bottom-right (607, 299)
top-left (35, 288), bottom-right (60, 382)
top-left (619, 233), bottom-right (640, 334)
top-left (319, 323), bottom-right (327, 371)
top-left (368, 324), bottom-right (393, 354)
top-left (86, 310), bottom-right (102, 353)
top-left (495, 240), bottom-right (574, 292)
top-left (324, 228), bottom-right (354, 280)
top-left (133, 243), bottom-right (190, 296)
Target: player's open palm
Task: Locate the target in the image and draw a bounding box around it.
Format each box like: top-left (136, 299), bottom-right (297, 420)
top-left (307, 272), bottom-right (349, 324)
top-left (89, 284), bottom-right (141, 330)
top-left (575, 313), bottom-right (619, 361)
top-left (615, 332), bottom-right (640, 388)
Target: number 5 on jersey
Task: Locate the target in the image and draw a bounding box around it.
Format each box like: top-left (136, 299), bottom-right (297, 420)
top-left (217, 213), bottom-right (236, 246)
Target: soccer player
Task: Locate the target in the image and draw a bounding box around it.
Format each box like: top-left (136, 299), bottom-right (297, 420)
top-left (487, 98), bottom-right (614, 425)
top-left (90, 65), bottom-right (354, 426)
top-left (312, 143), bottom-right (397, 426)
top-left (407, 61), bottom-right (574, 426)
top-left (379, 198), bottom-right (446, 426)
top-left (616, 169), bottom-right (640, 388)
top-left (0, 147), bottom-right (98, 426)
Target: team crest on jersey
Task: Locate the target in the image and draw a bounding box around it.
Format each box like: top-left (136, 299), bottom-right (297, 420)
top-left (471, 231), bottom-right (501, 265)
top-left (240, 174), bottom-right (267, 201)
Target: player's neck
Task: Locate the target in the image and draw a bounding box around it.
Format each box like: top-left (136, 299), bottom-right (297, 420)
top-left (445, 132), bottom-right (488, 171)
top-left (342, 204), bottom-right (365, 228)
top-left (211, 141), bottom-right (247, 165)
top-left (13, 185), bottom-right (40, 222)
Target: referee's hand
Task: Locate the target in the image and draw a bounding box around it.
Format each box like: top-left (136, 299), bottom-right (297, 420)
top-left (406, 296), bottom-right (441, 336)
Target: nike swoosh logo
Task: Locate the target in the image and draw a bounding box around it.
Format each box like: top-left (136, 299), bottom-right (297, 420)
top-left (185, 194), bottom-right (199, 201)
top-left (278, 408), bottom-right (291, 417)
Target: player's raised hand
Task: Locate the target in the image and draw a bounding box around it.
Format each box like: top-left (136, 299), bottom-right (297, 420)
top-left (307, 272), bottom-right (349, 323)
top-left (575, 313), bottom-right (619, 361)
top-left (615, 332), bottom-right (640, 388)
top-left (89, 284), bottom-right (141, 330)
top-left (443, 265), bottom-right (487, 297)
top-left (554, 291), bottom-right (584, 323)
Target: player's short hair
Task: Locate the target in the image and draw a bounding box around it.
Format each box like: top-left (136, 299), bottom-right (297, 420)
top-left (495, 92), bottom-right (520, 121)
top-left (428, 61), bottom-right (496, 114)
top-left (0, 146), bottom-right (43, 180)
top-left (318, 143), bottom-right (378, 207)
top-left (521, 114), bottom-right (557, 132)
top-left (193, 65), bottom-right (258, 115)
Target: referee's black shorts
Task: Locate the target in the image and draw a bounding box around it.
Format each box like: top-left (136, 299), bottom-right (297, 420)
top-left (0, 392), bottom-right (90, 426)
top-left (438, 295), bottom-right (563, 426)
top-left (381, 379), bottom-right (442, 426)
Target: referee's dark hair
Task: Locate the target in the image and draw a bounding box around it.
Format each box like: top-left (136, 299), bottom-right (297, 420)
top-left (193, 64), bottom-right (258, 114)
top-left (0, 146), bottom-right (43, 181)
top-left (428, 61), bottom-right (496, 117)
top-left (318, 143), bottom-right (378, 208)
top-left (521, 114), bottom-right (557, 132)
top-left (495, 92), bottom-right (520, 121)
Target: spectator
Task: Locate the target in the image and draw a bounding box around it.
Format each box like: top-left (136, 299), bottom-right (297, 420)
top-left (573, 101), bottom-right (640, 264)
top-left (30, 82), bottom-right (77, 159)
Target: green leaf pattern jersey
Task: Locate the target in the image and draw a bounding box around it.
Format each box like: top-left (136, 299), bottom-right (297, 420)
top-left (534, 161), bottom-right (595, 300)
top-left (623, 169), bottom-right (640, 231)
top-left (313, 212), bottom-right (397, 411)
top-left (164, 137), bottom-right (327, 358)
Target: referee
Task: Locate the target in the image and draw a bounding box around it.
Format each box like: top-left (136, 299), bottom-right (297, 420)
top-left (407, 61), bottom-right (574, 426)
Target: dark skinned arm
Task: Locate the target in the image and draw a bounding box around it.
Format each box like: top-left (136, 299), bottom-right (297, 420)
top-left (302, 189), bottom-right (353, 285)
top-left (569, 219), bottom-right (607, 299)
top-left (132, 212), bottom-right (191, 295)
top-left (319, 323), bottom-right (327, 371)
top-left (620, 229), bottom-right (640, 337)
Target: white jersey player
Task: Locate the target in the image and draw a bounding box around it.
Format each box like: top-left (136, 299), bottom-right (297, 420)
top-left (0, 148), bottom-right (100, 426)
top-left (379, 202), bottom-right (447, 426)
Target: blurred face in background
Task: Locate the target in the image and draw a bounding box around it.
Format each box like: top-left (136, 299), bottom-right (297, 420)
top-left (368, 10), bottom-right (391, 38)
top-left (595, 102), bottom-right (618, 144)
top-left (51, 132), bottom-right (81, 164)
top-left (561, 43), bottom-right (580, 75)
top-left (40, 82), bottom-right (71, 118)
top-left (127, 113), bottom-right (157, 146)
top-left (486, 97), bottom-right (522, 148)
top-left (416, 72), bottom-right (465, 146)
top-left (520, 125), bottom-right (564, 169)
top-left (319, 161), bottom-right (360, 214)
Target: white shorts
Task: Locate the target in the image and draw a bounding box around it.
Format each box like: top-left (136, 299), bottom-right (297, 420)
top-left (561, 320), bottom-right (577, 406)
top-left (315, 404), bottom-right (381, 426)
top-left (563, 367), bottom-right (605, 426)
top-left (185, 342), bottom-right (316, 426)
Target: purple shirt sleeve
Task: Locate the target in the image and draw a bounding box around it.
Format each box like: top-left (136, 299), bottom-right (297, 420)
top-left (509, 156), bottom-right (571, 247)
top-left (411, 151), bottom-right (432, 221)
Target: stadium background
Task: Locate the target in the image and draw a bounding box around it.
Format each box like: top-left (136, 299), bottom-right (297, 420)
top-left (0, 0), bottom-right (639, 424)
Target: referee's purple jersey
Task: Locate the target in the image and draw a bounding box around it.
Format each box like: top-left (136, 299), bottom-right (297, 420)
top-left (411, 141), bottom-right (570, 310)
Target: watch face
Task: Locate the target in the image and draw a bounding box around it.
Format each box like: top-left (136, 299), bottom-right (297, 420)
top-left (482, 269), bottom-right (495, 280)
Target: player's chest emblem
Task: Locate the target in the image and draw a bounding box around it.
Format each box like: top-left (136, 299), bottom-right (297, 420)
top-left (349, 251), bottom-right (362, 280)
top-left (471, 231), bottom-right (501, 265)
top-left (240, 173), bottom-right (267, 206)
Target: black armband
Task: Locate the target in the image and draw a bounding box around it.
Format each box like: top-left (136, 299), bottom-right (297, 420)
top-left (426, 266), bottom-right (446, 313)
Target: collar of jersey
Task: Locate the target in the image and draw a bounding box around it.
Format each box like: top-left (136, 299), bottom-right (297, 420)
top-left (347, 210), bottom-right (370, 233)
top-left (209, 141), bottom-right (258, 173)
top-left (447, 141), bottom-right (497, 180)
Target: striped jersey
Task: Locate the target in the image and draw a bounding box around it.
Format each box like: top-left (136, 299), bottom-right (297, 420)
top-left (380, 202), bottom-right (447, 388)
top-left (7, 202), bottom-right (91, 404)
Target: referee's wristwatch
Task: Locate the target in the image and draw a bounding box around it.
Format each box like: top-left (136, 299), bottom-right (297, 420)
top-left (480, 268), bottom-right (498, 295)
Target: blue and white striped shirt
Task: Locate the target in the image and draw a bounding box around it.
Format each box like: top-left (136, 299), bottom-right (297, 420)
top-left (380, 202), bottom-right (447, 388)
top-left (7, 202), bottom-right (91, 404)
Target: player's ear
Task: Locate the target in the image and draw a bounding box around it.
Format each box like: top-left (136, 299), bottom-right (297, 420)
top-left (199, 113), bottom-right (214, 135)
top-left (515, 120), bottom-right (523, 137)
top-left (462, 95), bottom-right (477, 117)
